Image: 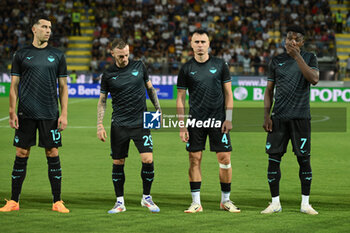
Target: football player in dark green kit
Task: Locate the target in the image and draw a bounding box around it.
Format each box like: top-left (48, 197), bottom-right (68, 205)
top-left (0, 16), bottom-right (69, 213)
top-left (97, 39), bottom-right (161, 214)
top-left (177, 29), bottom-right (240, 213)
top-left (262, 25), bottom-right (319, 215)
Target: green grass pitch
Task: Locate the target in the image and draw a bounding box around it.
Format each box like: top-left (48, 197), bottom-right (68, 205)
top-left (0, 97), bottom-right (349, 233)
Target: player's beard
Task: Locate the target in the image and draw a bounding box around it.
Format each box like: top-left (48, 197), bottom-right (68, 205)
top-left (196, 51), bottom-right (205, 56)
top-left (119, 57), bottom-right (129, 67)
top-left (40, 35), bottom-right (50, 44)
top-left (117, 60), bottom-right (127, 68)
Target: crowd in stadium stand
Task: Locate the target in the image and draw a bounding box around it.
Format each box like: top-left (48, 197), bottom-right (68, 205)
top-left (0, 0), bottom-right (343, 75)
top-left (91, 0), bottom-right (338, 75)
top-left (0, 0), bottom-right (73, 71)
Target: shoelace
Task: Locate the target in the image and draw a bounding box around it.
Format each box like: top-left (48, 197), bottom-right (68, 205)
top-left (113, 201), bottom-right (123, 208)
top-left (145, 197), bottom-right (155, 205)
top-left (4, 199), bottom-right (15, 206)
top-left (56, 201), bottom-right (66, 209)
top-left (225, 200), bottom-right (234, 205)
top-left (190, 203), bottom-right (200, 207)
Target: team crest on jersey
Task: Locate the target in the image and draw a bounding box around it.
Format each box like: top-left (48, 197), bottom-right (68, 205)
top-left (48, 55), bottom-right (55, 62)
top-left (131, 69), bottom-right (139, 76)
top-left (209, 67), bottom-right (217, 74)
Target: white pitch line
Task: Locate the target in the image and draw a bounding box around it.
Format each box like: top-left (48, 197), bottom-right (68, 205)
top-left (69, 99), bottom-right (93, 104)
top-left (0, 116), bottom-right (9, 122)
top-left (311, 115), bottom-right (331, 123)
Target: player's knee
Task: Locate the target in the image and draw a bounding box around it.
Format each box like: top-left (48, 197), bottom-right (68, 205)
top-left (297, 156), bottom-right (311, 169)
top-left (219, 162), bottom-right (231, 169)
top-left (269, 153), bottom-right (282, 161)
top-left (217, 156), bottom-right (231, 165)
top-left (45, 148), bottom-right (59, 157)
top-left (189, 156), bottom-right (201, 166)
top-left (113, 159), bottom-right (125, 165)
top-left (189, 152), bottom-right (202, 166)
top-left (140, 153), bottom-right (153, 164)
top-left (142, 158), bottom-right (153, 164)
top-left (16, 148), bottom-right (30, 157)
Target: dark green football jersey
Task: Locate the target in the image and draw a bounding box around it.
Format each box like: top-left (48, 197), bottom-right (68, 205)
top-left (177, 56), bottom-right (231, 121)
top-left (267, 51), bottom-right (318, 119)
top-left (100, 60), bottom-right (149, 127)
top-left (11, 44), bottom-right (67, 119)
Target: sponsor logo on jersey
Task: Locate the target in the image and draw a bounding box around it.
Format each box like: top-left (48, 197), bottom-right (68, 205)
top-left (190, 71), bottom-right (197, 75)
top-left (48, 55), bottom-right (55, 62)
top-left (209, 67), bottom-right (217, 74)
top-left (26, 56), bottom-right (34, 60)
top-left (112, 75), bottom-right (119, 80)
top-left (278, 62), bottom-right (285, 66)
top-left (131, 69), bottom-right (139, 76)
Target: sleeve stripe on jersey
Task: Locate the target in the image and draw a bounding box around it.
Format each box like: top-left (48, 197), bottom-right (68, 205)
top-left (100, 90), bottom-right (107, 94)
top-left (267, 78), bottom-right (274, 81)
top-left (310, 67), bottom-right (319, 70)
top-left (223, 79), bottom-right (232, 83)
top-left (177, 86), bottom-right (187, 89)
top-left (11, 73), bottom-right (20, 76)
top-left (58, 74), bottom-right (67, 77)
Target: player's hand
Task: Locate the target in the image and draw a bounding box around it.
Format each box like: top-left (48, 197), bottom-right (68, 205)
top-left (97, 124), bottom-right (107, 142)
top-left (263, 117), bottom-right (273, 132)
top-left (9, 112), bottom-right (19, 129)
top-left (57, 115), bottom-right (68, 132)
top-left (179, 127), bottom-right (189, 142)
top-left (221, 120), bottom-right (232, 134)
top-left (285, 41), bottom-right (300, 59)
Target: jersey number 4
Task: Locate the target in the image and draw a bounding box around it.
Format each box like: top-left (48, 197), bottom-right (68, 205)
top-left (222, 134), bottom-right (228, 144)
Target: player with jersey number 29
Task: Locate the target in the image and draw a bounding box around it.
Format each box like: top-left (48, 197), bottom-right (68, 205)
top-left (97, 38), bottom-right (161, 214)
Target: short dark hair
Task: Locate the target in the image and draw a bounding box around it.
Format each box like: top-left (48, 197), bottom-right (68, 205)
top-left (31, 15), bottom-right (50, 27)
top-left (191, 29), bottom-right (210, 38)
top-left (111, 38), bottom-right (128, 50)
top-left (286, 25), bottom-right (305, 36)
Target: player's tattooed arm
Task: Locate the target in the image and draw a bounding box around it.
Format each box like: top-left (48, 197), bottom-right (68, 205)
top-left (97, 93), bottom-right (107, 126)
top-left (97, 93), bottom-right (108, 142)
top-left (145, 81), bottom-right (161, 111)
